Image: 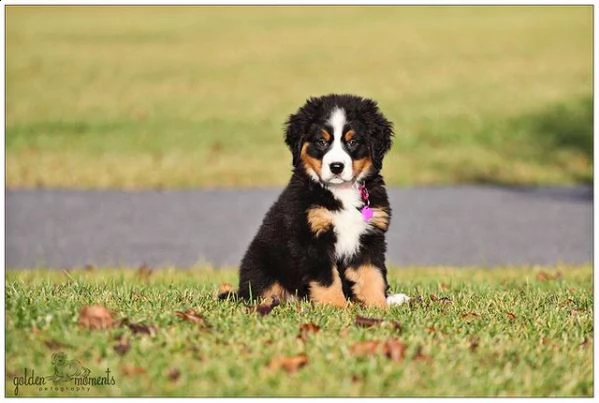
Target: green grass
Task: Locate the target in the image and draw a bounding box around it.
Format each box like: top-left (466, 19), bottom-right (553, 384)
top-left (5, 265), bottom-right (593, 397)
top-left (6, 6), bottom-right (593, 189)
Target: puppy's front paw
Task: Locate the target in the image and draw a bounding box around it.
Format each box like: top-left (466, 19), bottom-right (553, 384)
top-left (386, 293), bottom-right (411, 306)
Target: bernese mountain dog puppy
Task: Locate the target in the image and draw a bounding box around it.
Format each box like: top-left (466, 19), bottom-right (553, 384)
top-left (223, 94), bottom-right (405, 308)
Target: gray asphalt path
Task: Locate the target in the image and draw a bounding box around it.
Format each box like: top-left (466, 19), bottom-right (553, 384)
top-left (6, 186), bottom-right (592, 269)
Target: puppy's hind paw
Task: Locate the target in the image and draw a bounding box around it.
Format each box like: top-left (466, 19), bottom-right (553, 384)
top-left (386, 293), bottom-right (411, 306)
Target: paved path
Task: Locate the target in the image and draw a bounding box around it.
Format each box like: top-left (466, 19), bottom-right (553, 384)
top-left (6, 186), bottom-right (592, 269)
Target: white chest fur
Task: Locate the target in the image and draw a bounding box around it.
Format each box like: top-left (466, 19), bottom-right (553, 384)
top-left (328, 185), bottom-right (370, 260)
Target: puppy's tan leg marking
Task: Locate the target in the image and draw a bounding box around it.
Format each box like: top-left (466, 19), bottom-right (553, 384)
top-left (260, 282), bottom-right (293, 301)
top-left (309, 267), bottom-right (347, 307)
top-left (345, 264), bottom-right (387, 309)
top-left (370, 207), bottom-right (390, 231)
top-left (307, 207), bottom-right (333, 236)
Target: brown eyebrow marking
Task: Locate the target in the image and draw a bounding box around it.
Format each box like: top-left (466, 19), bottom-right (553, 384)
top-left (344, 130), bottom-right (355, 142)
top-left (321, 129), bottom-right (332, 142)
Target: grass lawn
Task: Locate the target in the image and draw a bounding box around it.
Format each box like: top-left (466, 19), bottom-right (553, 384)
top-left (6, 6), bottom-right (593, 189)
top-left (5, 265), bottom-right (593, 397)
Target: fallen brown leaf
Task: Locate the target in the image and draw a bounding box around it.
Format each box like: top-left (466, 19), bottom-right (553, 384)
top-left (127, 322), bottom-right (157, 336)
top-left (298, 323), bottom-right (320, 341)
top-left (175, 309), bottom-right (209, 327)
top-left (44, 339), bottom-right (73, 350)
top-left (439, 283), bottom-right (450, 291)
top-left (267, 353), bottom-right (308, 373)
top-left (430, 294), bottom-right (452, 304)
top-left (570, 309), bottom-right (583, 316)
top-left (536, 271), bottom-right (562, 281)
top-left (252, 297), bottom-right (280, 316)
top-left (349, 340), bottom-right (383, 357)
top-left (413, 345), bottom-right (433, 363)
top-left (469, 336), bottom-right (480, 352)
top-left (79, 305), bottom-right (113, 330)
top-left (461, 311), bottom-right (480, 320)
top-left (137, 263), bottom-right (152, 280)
top-left (113, 337), bottom-right (131, 356)
top-left (391, 320), bottom-right (402, 333)
top-left (355, 315), bottom-right (384, 328)
top-left (383, 339), bottom-right (407, 362)
top-left (167, 368), bottom-right (181, 382)
top-left (506, 312), bottom-right (517, 320)
top-left (425, 327), bottom-right (436, 334)
top-left (120, 365), bottom-right (146, 376)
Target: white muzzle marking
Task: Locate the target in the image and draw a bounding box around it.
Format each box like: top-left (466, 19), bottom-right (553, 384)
top-left (321, 108), bottom-right (353, 185)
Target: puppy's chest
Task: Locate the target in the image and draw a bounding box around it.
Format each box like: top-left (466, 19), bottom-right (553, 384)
top-left (328, 187), bottom-right (370, 259)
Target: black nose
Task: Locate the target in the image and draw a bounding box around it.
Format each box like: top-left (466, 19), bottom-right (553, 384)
top-left (330, 162), bottom-right (344, 175)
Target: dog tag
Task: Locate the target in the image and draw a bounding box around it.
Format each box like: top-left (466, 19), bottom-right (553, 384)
top-left (361, 206), bottom-right (373, 221)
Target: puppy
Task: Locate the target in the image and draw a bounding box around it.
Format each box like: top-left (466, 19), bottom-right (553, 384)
top-left (223, 94), bottom-right (403, 308)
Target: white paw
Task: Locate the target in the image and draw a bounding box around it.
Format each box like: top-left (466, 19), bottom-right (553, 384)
top-left (386, 293), bottom-right (411, 306)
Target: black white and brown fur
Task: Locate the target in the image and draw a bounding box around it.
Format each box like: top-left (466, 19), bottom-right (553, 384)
top-left (221, 94), bottom-right (409, 308)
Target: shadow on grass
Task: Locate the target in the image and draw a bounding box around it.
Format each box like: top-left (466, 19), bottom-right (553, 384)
top-left (460, 95), bottom-right (593, 185)
top-left (520, 95), bottom-right (593, 159)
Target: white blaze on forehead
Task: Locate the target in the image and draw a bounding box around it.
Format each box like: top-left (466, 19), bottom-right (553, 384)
top-left (322, 107), bottom-right (353, 183)
top-left (328, 107), bottom-right (346, 138)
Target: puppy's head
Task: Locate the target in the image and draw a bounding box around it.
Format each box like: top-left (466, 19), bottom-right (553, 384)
top-left (285, 94), bottom-right (393, 186)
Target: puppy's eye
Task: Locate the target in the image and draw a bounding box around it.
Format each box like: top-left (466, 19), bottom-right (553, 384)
top-left (346, 139), bottom-right (358, 148)
top-left (316, 138), bottom-right (328, 148)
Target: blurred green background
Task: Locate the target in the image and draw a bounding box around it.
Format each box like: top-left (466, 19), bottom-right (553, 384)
top-left (6, 6), bottom-right (592, 189)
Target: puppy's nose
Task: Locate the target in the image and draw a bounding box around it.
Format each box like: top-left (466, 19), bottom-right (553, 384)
top-left (329, 162), bottom-right (344, 175)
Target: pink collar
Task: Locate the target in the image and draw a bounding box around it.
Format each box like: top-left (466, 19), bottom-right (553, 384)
top-left (357, 183), bottom-right (373, 221)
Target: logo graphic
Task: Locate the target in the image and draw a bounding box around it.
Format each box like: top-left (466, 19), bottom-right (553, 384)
top-left (46, 352), bottom-right (91, 383)
top-left (11, 352), bottom-right (116, 396)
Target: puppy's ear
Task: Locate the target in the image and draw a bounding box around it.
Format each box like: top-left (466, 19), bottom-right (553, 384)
top-left (363, 99), bottom-right (393, 170)
top-left (284, 113), bottom-right (305, 167)
top-left (284, 97), bottom-right (323, 167)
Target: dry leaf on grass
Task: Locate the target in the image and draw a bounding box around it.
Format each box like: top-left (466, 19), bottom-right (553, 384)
top-left (267, 353), bottom-right (308, 373)
top-left (127, 322), bottom-right (158, 336)
top-left (413, 345), bottom-right (433, 363)
top-left (506, 312), bottom-right (517, 320)
top-left (298, 323), bottom-right (320, 341)
top-left (136, 263), bottom-right (153, 280)
top-left (167, 368), bottom-right (181, 382)
top-left (383, 339), bottom-right (407, 362)
top-left (354, 315), bottom-right (402, 332)
top-left (355, 316), bottom-right (384, 328)
top-left (120, 365), bottom-right (146, 376)
top-left (350, 339), bottom-right (407, 362)
top-left (247, 297), bottom-right (280, 316)
top-left (536, 271), bottom-right (562, 281)
top-left (44, 339), bottom-right (73, 350)
top-left (461, 311), bottom-right (480, 320)
top-left (79, 305), bottom-right (113, 330)
top-left (430, 294), bottom-right (452, 304)
top-left (349, 340), bottom-right (383, 357)
top-left (469, 337), bottom-right (480, 352)
top-left (113, 337), bottom-right (131, 356)
top-left (175, 309), bottom-right (209, 327)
